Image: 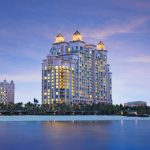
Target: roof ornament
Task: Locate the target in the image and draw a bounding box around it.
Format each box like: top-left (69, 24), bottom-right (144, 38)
top-left (97, 41), bottom-right (106, 50)
top-left (72, 30), bottom-right (83, 41)
top-left (55, 33), bottom-right (65, 43)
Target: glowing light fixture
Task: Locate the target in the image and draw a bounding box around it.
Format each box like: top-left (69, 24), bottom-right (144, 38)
top-left (72, 30), bottom-right (83, 41)
top-left (97, 41), bottom-right (106, 50)
top-left (55, 34), bottom-right (65, 43)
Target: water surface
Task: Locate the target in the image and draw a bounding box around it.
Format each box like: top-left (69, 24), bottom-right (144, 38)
top-left (0, 121), bottom-right (149, 150)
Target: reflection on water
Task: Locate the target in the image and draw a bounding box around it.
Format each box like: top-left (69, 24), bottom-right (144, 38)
top-left (0, 121), bottom-right (150, 150)
top-left (135, 119), bottom-right (138, 125)
top-left (121, 120), bottom-right (124, 125)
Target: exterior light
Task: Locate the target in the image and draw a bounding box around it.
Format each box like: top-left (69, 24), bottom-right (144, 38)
top-left (55, 34), bottom-right (65, 43)
top-left (72, 30), bottom-right (83, 41)
top-left (97, 41), bottom-right (106, 50)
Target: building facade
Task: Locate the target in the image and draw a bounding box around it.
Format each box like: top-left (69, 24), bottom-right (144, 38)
top-left (42, 31), bottom-right (112, 105)
top-left (124, 101), bottom-right (147, 107)
top-left (0, 80), bottom-right (15, 104)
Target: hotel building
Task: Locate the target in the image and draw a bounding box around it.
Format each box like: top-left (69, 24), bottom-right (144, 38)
top-left (42, 31), bottom-right (112, 104)
top-left (0, 80), bottom-right (15, 104)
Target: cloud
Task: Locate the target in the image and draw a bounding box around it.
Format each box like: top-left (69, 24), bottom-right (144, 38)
top-left (0, 71), bottom-right (41, 83)
top-left (126, 55), bottom-right (150, 63)
top-left (112, 64), bottom-right (150, 105)
top-left (82, 17), bottom-right (150, 40)
top-left (0, 29), bottom-right (10, 37)
top-left (115, 0), bottom-right (150, 9)
top-left (134, 1), bottom-right (150, 9)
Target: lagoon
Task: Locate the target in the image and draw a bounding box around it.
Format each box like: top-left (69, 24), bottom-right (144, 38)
top-left (0, 115), bottom-right (150, 121)
top-left (0, 116), bottom-right (150, 150)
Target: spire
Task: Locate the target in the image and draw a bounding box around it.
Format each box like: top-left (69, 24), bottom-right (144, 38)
top-left (72, 30), bottom-right (83, 41)
top-left (97, 41), bottom-right (106, 50)
top-left (55, 33), bottom-right (65, 44)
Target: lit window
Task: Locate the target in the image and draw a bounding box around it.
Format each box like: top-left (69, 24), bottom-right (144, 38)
top-left (68, 48), bottom-right (71, 53)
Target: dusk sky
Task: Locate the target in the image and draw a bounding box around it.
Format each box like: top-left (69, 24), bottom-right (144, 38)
top-left (0, 0), bottom-right (150, 105)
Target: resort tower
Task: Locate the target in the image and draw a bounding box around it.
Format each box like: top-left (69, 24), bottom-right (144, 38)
top-left (42, 31), bottom-right (112, 104)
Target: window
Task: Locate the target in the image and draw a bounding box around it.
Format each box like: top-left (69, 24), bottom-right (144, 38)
top-left (68, 48), bottom-right (71, 53)
top-left (80, 46), bottom-right (83, 50)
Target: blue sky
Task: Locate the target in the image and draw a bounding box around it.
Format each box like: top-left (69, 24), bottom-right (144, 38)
top-left (0, 0), bottom-right (150, 104)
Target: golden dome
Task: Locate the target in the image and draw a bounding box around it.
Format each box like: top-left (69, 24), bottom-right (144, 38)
top-left (97, 41), bottom-right (106, 50)
top-left (72, 30), bottom-right (83, 41)
top-left (55, 34), bottom-right (65, 43)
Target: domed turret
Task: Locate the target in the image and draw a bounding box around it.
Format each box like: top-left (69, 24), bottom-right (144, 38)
top-left (72, 30), bottom-right (83, 41)
top-left (55, 33), bottom-right (65, 44)
top-left (97, 41), bottom-right (106, 50)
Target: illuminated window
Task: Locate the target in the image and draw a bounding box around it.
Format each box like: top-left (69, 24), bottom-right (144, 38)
top-left (68, 48), bottom-right (71, 53)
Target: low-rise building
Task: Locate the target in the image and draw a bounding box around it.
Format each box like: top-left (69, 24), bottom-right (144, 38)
top-left (124, 101), bottom-right (147, 107)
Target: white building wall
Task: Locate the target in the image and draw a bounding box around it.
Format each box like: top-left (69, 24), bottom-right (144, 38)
top-left (42, 36), bottom-right (112, 105)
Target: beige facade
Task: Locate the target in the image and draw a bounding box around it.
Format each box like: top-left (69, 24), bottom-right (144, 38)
top-left (42, 31), bottom-right (112, 105)
top-left (0, 80), bottom-right (15, 104)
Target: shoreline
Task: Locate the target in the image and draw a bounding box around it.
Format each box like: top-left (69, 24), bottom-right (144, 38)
top-left (0, 115), bottom-right (150, 121)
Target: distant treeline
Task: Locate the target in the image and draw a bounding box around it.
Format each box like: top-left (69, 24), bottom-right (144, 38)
top-left (0, 102), bottom-right (150, 115)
